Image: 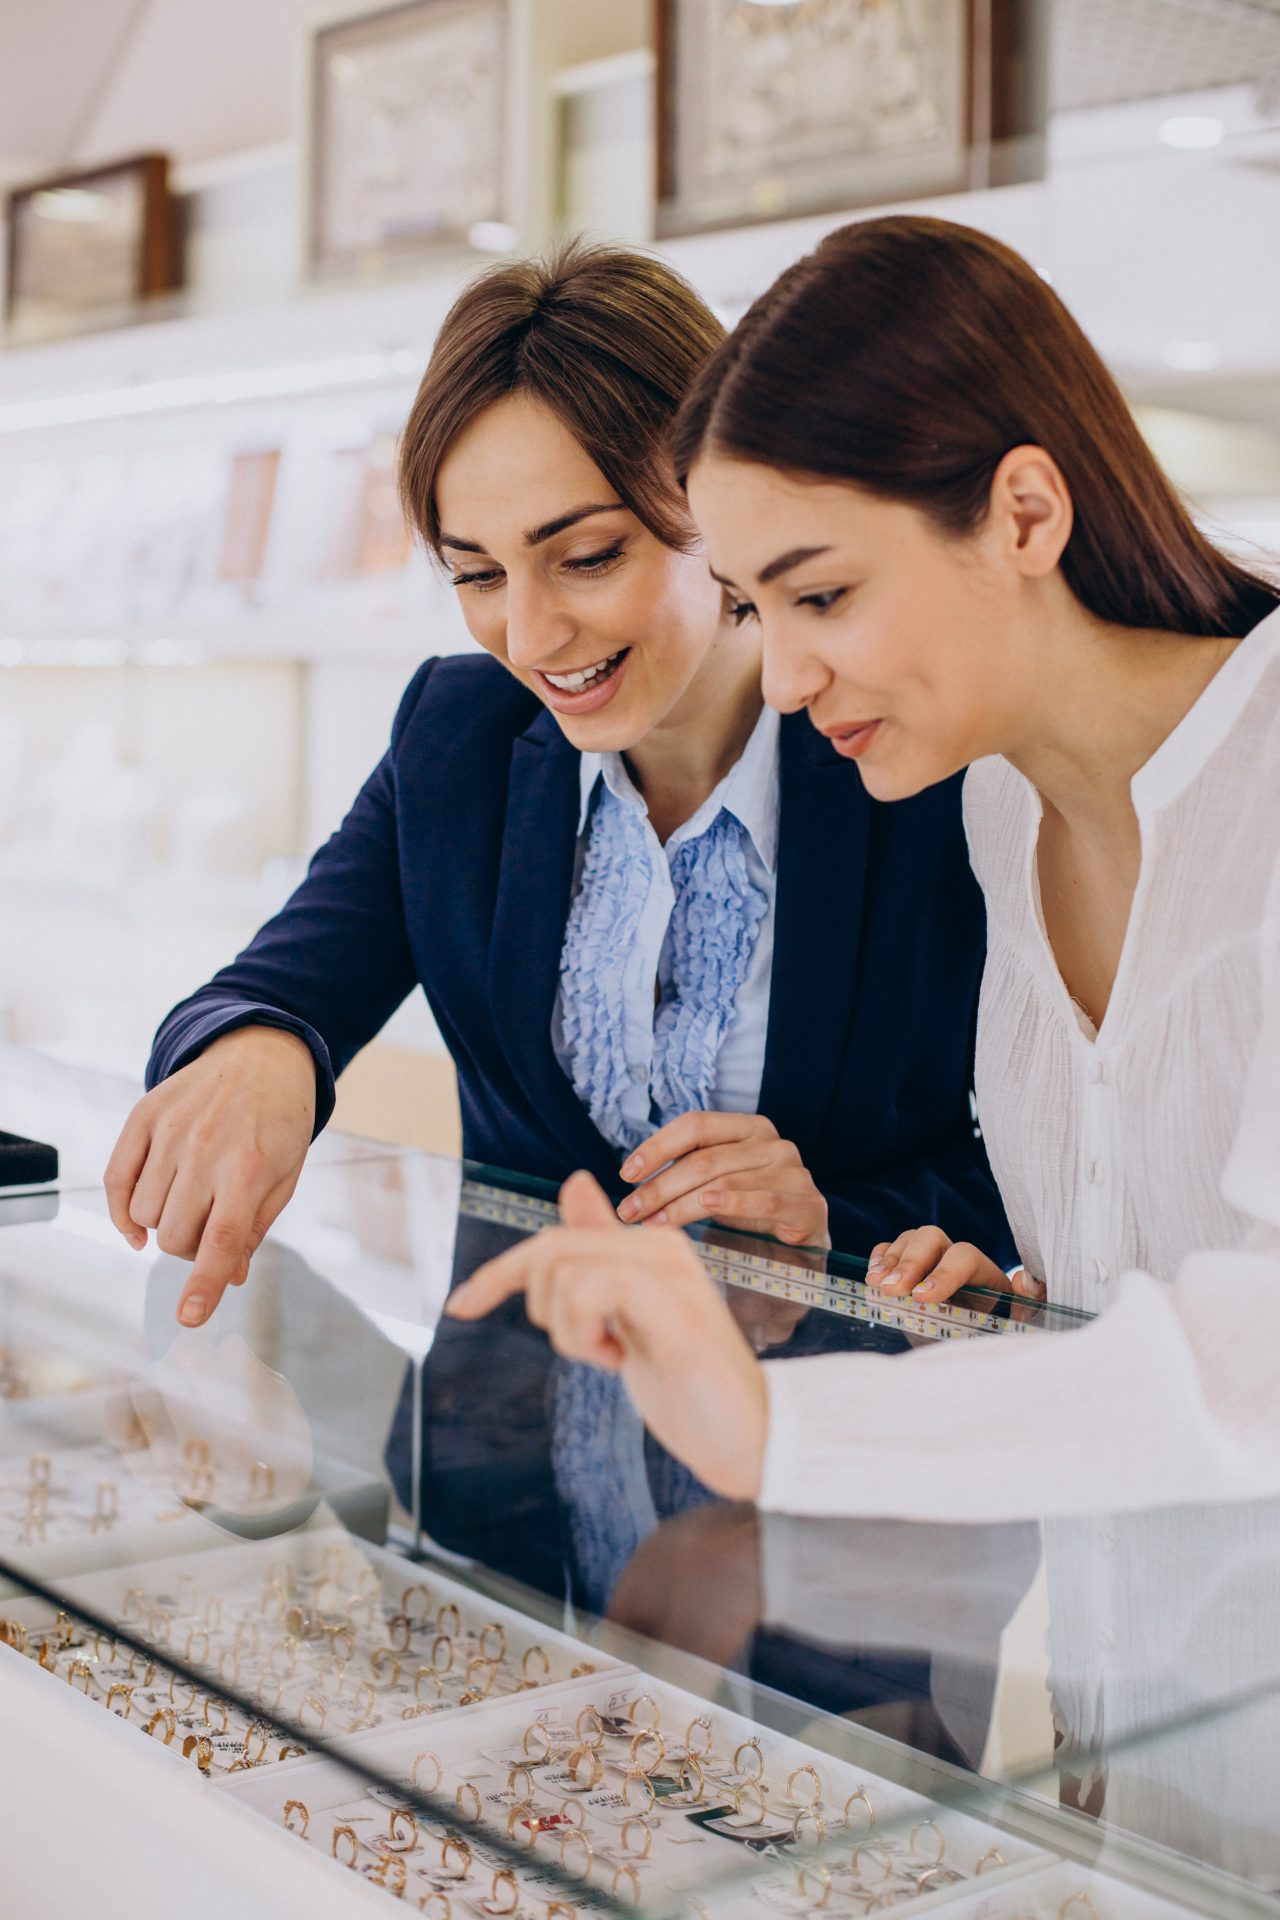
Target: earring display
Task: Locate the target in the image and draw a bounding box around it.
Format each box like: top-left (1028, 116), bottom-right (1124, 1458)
top-left (215, 1670), bottom-right (1051, 1917)
top-left (0, 1525), bottom-right (620, 1779)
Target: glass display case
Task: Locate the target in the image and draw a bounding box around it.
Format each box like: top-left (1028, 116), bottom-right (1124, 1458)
top-left (0, 1047), bottom-right (1276, 1919)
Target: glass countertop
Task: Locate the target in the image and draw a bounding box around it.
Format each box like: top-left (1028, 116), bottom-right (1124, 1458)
top-left (0, 1048), bottom-right (1275, 1919)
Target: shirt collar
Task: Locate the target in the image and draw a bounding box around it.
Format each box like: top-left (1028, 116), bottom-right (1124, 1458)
top-left (577, 702), bottom-right (781, 873)
top-left (1130, 600), bottom-right (1280, 817)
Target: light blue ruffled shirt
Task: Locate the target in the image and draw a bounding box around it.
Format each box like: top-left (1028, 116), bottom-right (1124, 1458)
top-left (552, 704), bottom-right (780, 1153)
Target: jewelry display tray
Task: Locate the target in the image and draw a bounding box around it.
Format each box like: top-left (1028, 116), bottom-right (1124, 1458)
top-left (213, 1663), bottom-right (1058, 1919)
top-left (0, 1391), bottom-right (390, 1595)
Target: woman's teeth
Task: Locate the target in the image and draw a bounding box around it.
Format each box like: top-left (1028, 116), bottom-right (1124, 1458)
top-left (543, 650), bottom-right (625, 691)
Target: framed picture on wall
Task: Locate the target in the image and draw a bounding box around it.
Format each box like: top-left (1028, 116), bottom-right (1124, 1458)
top-left (655, 0), bottom-right (1044, 239)
top-left (4, 154), bottom-right (180, 347)
top-left (305, 0), bottom-right (512, 277)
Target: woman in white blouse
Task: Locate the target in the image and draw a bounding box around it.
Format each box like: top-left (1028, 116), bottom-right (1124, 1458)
top-left (450, 214), bottom-right (1280, 1525)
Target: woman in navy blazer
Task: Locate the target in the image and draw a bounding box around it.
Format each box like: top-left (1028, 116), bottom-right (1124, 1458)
top-left (106, 240), bottom-right (1010, 1326)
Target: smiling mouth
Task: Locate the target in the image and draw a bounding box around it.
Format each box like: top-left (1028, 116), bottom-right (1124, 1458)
top-left (540, 649), bottom-right (629, 692)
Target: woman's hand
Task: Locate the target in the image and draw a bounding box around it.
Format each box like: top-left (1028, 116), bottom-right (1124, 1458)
top-left (447, 1171), bottom-right (769, 1501)
top-left (103, 1026), bottom-right (317, 1329)
top-left (615, 1112), bottom-right (830, 1248)
top-left (867, 1225), bottom-right (1045, 1304)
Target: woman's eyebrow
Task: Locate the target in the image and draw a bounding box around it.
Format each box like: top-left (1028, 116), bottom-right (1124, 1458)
top-left (757, 544), bottom-right (831, 584)
top-left (439, 501), bottom-right (624, 555)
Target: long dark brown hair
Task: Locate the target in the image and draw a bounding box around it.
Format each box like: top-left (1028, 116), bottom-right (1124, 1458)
top-left (671, 215), bottom-right (1277, 637)
top-left (400, 238), bottom-right (725, 558)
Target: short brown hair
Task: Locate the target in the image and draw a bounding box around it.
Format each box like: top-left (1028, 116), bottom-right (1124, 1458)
top-left (400, 238), bottom-right (725, 559)
top-left (673, 215), bottom-right (1277, 639)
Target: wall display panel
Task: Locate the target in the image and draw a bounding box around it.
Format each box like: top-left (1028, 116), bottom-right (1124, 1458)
top-left (307, 0), bottom-right (510, 277)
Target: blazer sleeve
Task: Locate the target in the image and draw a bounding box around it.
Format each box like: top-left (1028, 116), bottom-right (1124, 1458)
top-left (145, 659), bottom-right (437, 1133)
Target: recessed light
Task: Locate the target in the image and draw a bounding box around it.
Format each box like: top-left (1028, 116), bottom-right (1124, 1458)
top-left (1162, 340), bottom-right (1222, 371)
top-left (1158, 115), bottom-right (1224, 150)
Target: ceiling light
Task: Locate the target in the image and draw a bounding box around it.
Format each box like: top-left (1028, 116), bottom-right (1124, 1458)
top-left (1162, 340), bottom-right (1222, 372)
top-left (1158, 115), bottom-right (1224, 150)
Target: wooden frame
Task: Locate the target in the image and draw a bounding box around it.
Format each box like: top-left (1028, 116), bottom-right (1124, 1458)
top-left (4, 153), bottom-right (179, 347)
top-left (304, 0), bottom-right (513, 279)
top-left (655, 0), bottom-right (1044, 240)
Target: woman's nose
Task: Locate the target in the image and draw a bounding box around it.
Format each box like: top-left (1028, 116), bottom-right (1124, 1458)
top-left (504, 581), bottom-right (573, 670)
top-left (761, 626), bottom-right (829, 716)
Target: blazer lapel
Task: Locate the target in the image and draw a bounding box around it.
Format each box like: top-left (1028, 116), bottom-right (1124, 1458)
top-left (488, 712), bottom-right (621, 1182)
top-left (758, 714), bottom-right (871, 1149)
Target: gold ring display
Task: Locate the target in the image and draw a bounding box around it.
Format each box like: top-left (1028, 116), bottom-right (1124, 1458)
top-left (787, 1763), bottom-right (823, 1806)
top-left (566, 1744), bottom-right (603, 1790)
top-left (387, 1807), bottom-right (419, 1852)
top-left (684, 1715), bottom-right (713, 1759)
top-left (575, 1704), bottom-right (605, 1748)
top-left (182, 1734), bottom-right (214, 1774)
top-left (146, 1708), bottom-right (176, 1745)
top-left (628, 1728), bottom-right (665, 1774)
top-left (283, 1799), bottom-right (309, 1837)
top-left (733, 1737), bottom-right (765, 1780)
top-left (678, 1756), bottom-right (706, 1803)
top-left (485, 1868), bottom-right (519, 1914)
top-left (559, 1828), bottom-right (593, 1878)
top-left (620, 1817), bottom-right (652, 1860)
top-left (629, 1692), bottom-right (661, 1731)
top-left (843, 1786), bottom-right (875, 1831)
top-left (412, 1750), bottom-right (443, 1792)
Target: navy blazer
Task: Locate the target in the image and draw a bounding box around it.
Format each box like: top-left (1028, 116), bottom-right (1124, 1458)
top-left (149, 654), bottom-right (1012, 1259)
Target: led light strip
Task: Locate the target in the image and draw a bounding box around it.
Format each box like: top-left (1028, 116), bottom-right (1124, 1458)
top-left (458, 1183), bottom-right (1046, 1342)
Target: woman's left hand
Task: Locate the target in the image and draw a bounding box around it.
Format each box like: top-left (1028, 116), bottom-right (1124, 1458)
top-left (447, 1171), bottom-right (768, 1501)
top-left (615, 1112), bottom-right (830, 1248)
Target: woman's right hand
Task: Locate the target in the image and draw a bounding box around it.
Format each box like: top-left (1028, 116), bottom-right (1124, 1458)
top-left (103, 1026), bottom-right (317, 1328)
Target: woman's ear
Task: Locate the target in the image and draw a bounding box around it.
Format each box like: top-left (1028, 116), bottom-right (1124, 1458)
top-left (990, 444), bottom-right (1073, 578)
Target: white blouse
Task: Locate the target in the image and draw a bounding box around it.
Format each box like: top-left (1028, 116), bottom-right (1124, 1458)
top-left (760, 604), bottom-right (1280, 1522)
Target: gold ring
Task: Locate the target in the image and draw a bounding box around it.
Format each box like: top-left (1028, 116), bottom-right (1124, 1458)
top-left (560, 1829), bottom-right (593, 1878)
top-left (278, 1744), bottom-right (307, 1762)
top-left (387, 1807), bottom-right (419, 1852)
top-left (629, 1692), bottom-right (660, 1731)
top-left (441, 1836), bottom-right (472, 1876)
top-left (413, 1750), bottom-right (443, 1792)
top-left (183, 1734), bottom-right (214, 1774)
top-left (575, 1704), bottom-right (605, 1748)
top-left (851, 1845), bottom-right (893, 1887)
top-left (146, 1708), bottom-right (176, 1745)
top-left (684, 1715), bottom-right (713, 1759)
top-left (298, 1692), bottom-right (327, 1730)
top-left (788, 1763), bottom-right (823, 1807)
top-left (420, 1896), bottom-right (451, 1919)
top-left (371, 1648), bottom-right (402, 1689)
top-left (106, 1683), bottom-right (133, 1719)
top-left (678, 1756), bottom-right (706, 1803)
top-left (629, 1728), bottom-right (665, 1775)
top-left (436, 1602), bottom-right (461, 1638)
top-left (508, 1802), bottom-right (537, 1845)
top-left (455, 1781), bottom-right (482, 1823)
top-left (371, 1857), bottom-right (408, 1895)
top-left (620, 1818), bottom-right (651, 1860)
top-left (916, 1868), bottom-right (949, 1897)
top-left (431, 1633), bottom-right (455, 1674)
top-left (242, 1722), bottom-right (269, 1766)
top-left (388, 1612), bottom-right (413, 1653)
top-left (67, 1660), bottom-right (93, 1693)
top-left (329, 1625), bottom-right (355, 1662)
top-left (909, 1819), bottom-right (945, 1865)
top-left (566, 1745), bottom-right (603, 1790)
top-left (622, 1770), bottom-right (656, 1814)
top-left (507, 1763), bottom-right (535, 1798)
top-left (348, 1679), bottom-right (377, 1729)
top-left (976, 1847), bottom-right (1006, 1874)
top-left (843, 1786), bottom-right (875, 1831)
top-left (798, 1864), bottom-right (832, 1909)
top-left (1058, 1900), bottom-right (1100, 1920)
top-left (547, 1906), bottom-right (577, 1920)
top-left (461, 1655), bottom-right (497, 1703)
top-left (732, 1781), bottom-right (767, 1827)
top-left (203, 1695), bottom-right (228, 1734)
top-left (793, 1806), bottom-right (826, 1846)
top-left (479, 1622), bottom-right (506, 1663)
top-left (612, 1865), bottom-right (641, 1905)
top-left (415, 1665), bottom-right (442, 1702)
top-left (283, 1800), bottom-right (309, 1838)
top-left (557, 1796), bottom-right (585, 1829)
top-left (523, 1721), bottom-right (553, 1762)
top-left (401, 1582), bottom-right (433, 1620)
top-left (332, 1823), bottom-right (359, 1866)
top-left (522, 1645), bottom-right (550, 1682)
top-left (733, 1737), bottom-right (764, 1780)
top-left (485, 1869), bottom-right (518, 1915)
